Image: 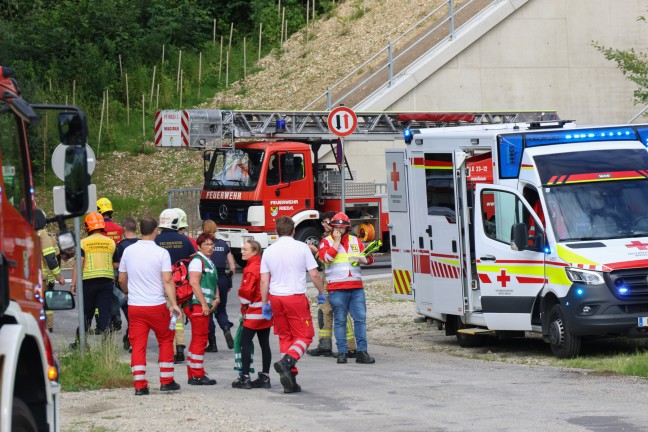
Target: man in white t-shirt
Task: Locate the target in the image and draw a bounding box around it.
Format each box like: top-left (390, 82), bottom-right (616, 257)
top-left (118, 216), bottom-right (182, 396)
top-left (261, 216), bottom-right (325, 393)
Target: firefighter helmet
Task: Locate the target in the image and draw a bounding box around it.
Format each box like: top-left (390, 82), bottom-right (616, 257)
top-left (84, 212), bottom-right (105, 232)
top-left (159, 208), bottom-right (180, 230)
top-left (97, 197), bottom-right (113, 214)
top-left (173, 208), bottom-right (189, 229)
top-left (330, 212), bottom-right (351, 228)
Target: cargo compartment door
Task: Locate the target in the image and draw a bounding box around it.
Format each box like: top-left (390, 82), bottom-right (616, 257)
top-left (385, 149), bottom-right (413, 300)
top-left (474, 184), bottom-right (546, 330)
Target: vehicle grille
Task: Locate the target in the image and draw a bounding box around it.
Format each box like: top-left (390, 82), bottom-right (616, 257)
top-left (608, 269), bottom-right (648, 299)
top-left (199, 200), bottom-right (261, 226)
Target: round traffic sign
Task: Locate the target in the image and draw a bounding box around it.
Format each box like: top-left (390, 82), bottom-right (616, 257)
top-left (51, 144), bottom-right (96, 181)
top-left (328, 106), bottom-right (358, 137)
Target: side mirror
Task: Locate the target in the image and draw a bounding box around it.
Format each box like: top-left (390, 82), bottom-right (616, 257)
top-left (45, 290), bottom-right (75, 311)
top-left (58, 112), bottom-right (88, 146)
top-left (64, 146), bottom-right (89, 215)
top-left (511, 223), bottom-right (528, 251)
top-left (34, 208), bottom-right (46, 231)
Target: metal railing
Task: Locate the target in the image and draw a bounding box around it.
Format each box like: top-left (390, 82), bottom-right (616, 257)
top-left (302, 0), bottom-right (497, 111)
top-left (168, 188), bottom-right (202, 236)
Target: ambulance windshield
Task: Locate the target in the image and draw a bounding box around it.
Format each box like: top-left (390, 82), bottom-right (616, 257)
top-left (206, 149), bottom-right (263, 191)
top-left (536, 149), bottom-right (648, 241)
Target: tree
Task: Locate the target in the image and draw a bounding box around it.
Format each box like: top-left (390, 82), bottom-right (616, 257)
top-left (594, 17), bottom-right (648, 105)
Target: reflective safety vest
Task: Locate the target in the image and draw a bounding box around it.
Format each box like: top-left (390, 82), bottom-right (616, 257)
top-left (189, 252), bottom-right (218, 307)
top-left (81, 233), bottom-right (115, 280)
top-left (39, 229), bottom-right (61, 283)
top-left (323, 234), bottom-right (363, 286)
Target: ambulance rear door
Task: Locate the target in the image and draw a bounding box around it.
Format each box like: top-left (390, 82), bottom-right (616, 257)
top-left (407, 149), bottom-right (464, 317)
top-left (474, 184), bottom-right (546, 330)
top-left (385, 149), bottom-right (413, 300)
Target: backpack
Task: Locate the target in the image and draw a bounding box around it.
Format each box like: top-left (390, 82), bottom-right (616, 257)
top-left (172, 255), bottom-right (203, 305)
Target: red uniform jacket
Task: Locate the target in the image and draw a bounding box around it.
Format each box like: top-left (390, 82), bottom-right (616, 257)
top-left (103, 218), bottom-right (123, 244)
top-left (238, 255), bottom-right (271, 330)
top-left (318, 233), bottom-right (374, 291)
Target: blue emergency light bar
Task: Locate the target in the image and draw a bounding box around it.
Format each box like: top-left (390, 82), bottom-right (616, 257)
top-left (525, 126), bottom-right (637, 147)
top-left (499, 125), bottom-right (648, 178)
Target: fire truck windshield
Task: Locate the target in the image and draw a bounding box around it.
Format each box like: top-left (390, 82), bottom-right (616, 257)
top-left (206, 148), bottom-right (263, 191)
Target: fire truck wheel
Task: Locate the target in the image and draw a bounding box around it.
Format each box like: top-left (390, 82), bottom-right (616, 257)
top-left (547, 303), bottom-right (581, 358)
top-left (294, 226), bottom-right (322, 248)
top-left (12, 397), bottom-right (37, 432)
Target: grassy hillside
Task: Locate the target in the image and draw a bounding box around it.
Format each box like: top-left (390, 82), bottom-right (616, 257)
top-left (37, 0), bottom-right (443, 221)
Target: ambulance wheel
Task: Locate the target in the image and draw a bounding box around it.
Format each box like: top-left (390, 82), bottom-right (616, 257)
top-left (456, 319), bottom-right (486, 348)
top-left (547, 304), bottom-right (581, 358)
top-left (295, 226), bottom-right (322, 248)
top-left (12, 397), bottom-right (37, 432)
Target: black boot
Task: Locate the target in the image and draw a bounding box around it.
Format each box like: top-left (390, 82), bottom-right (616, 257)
top-left (337, 353), bottom-right (348, 364)
top-left (307, 346), bottom-right (332, 357)
top-left (174, 345), bottom-right (186, 364)
top-left (206, 335), bottom-right (218, 353)
top-left (224, 328), bottom-right (234, 349)
top-left (355, 351), bottom-right (375, 364)
top-left (273, 355), bottom-right (297, 393)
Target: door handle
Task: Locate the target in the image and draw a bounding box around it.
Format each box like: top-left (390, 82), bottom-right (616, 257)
top-left (480, 255), bottom-right (496, 262)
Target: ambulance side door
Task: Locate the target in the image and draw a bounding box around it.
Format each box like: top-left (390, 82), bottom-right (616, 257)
top-left (424, 151), bottom-right (464, 316)
top-left (385, 149), bottom-right (413, 299)
top-left (474, 184), bottom-right (546, 330)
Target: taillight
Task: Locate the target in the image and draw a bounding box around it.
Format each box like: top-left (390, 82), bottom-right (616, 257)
top-left (38, 318), bottom-right (60, 382)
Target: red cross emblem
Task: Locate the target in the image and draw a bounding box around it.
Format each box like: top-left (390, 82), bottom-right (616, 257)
top-left (626, 241), bottom-right (648, 251)
top-left (496, 269), bottom-right (510, 287)
top-left (390, 162), bottom-right (400, 191)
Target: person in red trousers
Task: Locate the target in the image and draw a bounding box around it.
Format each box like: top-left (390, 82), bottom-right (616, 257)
top-left (185, 232), bottom-right (220, 385)
top-left (118, 217), bottom-right (181, 396)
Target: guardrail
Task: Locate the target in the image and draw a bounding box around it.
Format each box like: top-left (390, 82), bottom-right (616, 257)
top-left (302, 0), bottom-right (497, 110)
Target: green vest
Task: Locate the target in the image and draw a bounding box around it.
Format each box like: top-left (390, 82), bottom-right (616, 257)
top-left (190, 253), bottom-right (218, 306)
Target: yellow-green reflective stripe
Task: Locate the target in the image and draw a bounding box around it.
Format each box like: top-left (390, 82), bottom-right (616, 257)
top-left (478, 264), bottom-right (544, 277)
top-left (556, 245), bottom-right (599, 266)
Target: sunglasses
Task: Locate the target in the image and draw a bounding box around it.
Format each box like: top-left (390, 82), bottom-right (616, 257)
top-left (322, 220), bottom-right (331, 225)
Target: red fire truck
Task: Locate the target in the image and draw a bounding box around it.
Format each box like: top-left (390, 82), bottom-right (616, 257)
top-left (0, 66), bottom-right (90, 431)
top-left (156, 109), bottom-right (552, 264)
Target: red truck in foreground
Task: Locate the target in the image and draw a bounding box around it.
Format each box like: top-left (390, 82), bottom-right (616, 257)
top-left (0, 66), bottom-right (90, 432)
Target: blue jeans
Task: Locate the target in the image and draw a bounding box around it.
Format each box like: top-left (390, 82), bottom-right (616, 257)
top-left (328, 289), bottom-right (367, 352)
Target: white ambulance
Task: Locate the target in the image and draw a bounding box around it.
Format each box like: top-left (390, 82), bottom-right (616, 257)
top-left (386, 121), bottom-right (648, 357)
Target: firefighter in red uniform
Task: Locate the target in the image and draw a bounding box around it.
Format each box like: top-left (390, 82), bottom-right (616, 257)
top-left (318, 212), bottom-right (376, 365)
top-left (97, 197), bottom-right (123, 243)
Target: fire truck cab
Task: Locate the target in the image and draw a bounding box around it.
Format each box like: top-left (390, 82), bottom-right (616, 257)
top-left (1, 66), bottom-right (90, 431)
top-left (387, 121), bottom-right (648, 357)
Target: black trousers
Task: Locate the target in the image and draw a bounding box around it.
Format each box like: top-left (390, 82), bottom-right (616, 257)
top-left (240, 326), bottom-right (271, 376)
top-left (81, 277), bottom-right (113, 333)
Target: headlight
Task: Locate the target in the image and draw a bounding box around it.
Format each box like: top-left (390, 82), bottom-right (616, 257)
top-left (565, 267), bottom-right (605, 285)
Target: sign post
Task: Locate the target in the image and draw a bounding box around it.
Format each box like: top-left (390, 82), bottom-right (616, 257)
top-left (327, 106), bottom-right (358, 213)
top-left (51, 143), bottom-right (96, 354)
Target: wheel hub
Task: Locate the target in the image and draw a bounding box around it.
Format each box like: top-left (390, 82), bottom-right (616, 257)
top-left (549, 318), bottom-right (565, 348)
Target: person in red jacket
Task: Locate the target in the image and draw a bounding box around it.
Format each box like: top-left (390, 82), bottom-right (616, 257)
top-left (318, 212), bottom-right (376, 365)
top-left (232, 240), bottom-right (273, 389)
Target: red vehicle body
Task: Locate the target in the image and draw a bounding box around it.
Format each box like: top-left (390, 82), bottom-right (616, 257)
top-left (0, 66), bottom-right (88, 432)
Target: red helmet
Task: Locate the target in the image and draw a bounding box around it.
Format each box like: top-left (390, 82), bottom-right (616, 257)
top-left (330, 212), bottom-right (350, 228)
top-left (84, 212), bottom-right (105, 232)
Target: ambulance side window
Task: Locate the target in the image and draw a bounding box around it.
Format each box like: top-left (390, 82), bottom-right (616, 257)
top-left (425, 153), bottom-right (456, 223)
top-left (482, 190), bottom-right (525, 244)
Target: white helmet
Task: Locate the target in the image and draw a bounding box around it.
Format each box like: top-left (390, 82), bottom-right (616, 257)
top-left (173, 208), bottom-right (189, 229)
top-left (159, 208), bottom-right (180, 230)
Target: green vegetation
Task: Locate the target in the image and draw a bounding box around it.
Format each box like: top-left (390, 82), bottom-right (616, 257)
top-left (556, 351), bottom-right (648, 377)
top-left (593, 15), bottom-right (648, 106)
top-left (1, 0), bottom-right (337, 187)
top-left (59, 335), bottom-right (132, 392)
